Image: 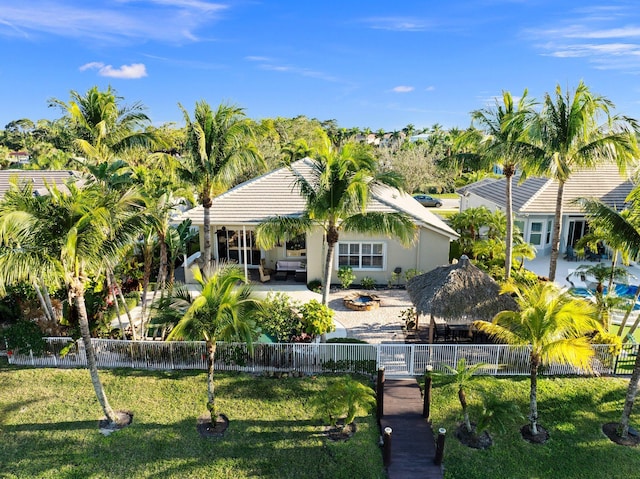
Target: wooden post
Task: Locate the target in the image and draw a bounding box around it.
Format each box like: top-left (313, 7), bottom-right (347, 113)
top-left (429, 315), bottom-right (435, 344)
top-left (423, 365), bottom-right (433, 420)
top-left (383, 427), bottom-right (392, 467)
top-left (376, 367), bottom-right (385, 420)
top-left (434, 427), bottom-right (446, 465)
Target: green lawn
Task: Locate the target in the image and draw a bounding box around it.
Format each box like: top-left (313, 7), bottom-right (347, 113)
top-left (0, 359), bottom-right (384, 479)
top-left (429, 375), bottom-right (640, 479)
top-left (5, 358), bottom-right (640, 479)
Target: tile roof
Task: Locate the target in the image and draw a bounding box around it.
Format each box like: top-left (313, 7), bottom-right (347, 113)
top-left (460, 163), bottom-right (635, 214)
top-left (0, 170), bottom-right (79, 198)
top-left (180, 159), bottom-right (458, 239)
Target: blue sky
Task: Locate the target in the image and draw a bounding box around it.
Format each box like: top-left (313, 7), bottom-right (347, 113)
top-left (2, 1), bottom-right (640, 132)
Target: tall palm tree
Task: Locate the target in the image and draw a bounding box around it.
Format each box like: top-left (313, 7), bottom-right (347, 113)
top-left (574, 195), bottom-right (640, 439)
top-left (166, 264), bottom-right (260, 420)
top-left (179, 101), bottom-right (262, 274)
top-left (0, 182), bottom-right (145, 427)
top-left (522, 82), bottom-right (638, 281)
top-left (471, 90), bottom-right (537, 279)
top-left (474, 282), bottom-right (599, 438)
top-left (49, 86), bottom-right (160, 157)
top-left (256, 142), bottom-right (416, 306)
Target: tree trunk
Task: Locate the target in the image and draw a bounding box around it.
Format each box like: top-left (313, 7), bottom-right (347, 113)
top-left (41, 282), bottom-right (58, 321)
top-left (619, 344), bottom-right (640, 438)
top-left (608, 252), bottom-right (618, 294)
top-left (106, 272), bottom-right (126, 340)
top-left (529, 356), bottom-right (539, 435)
top-left (72, 280), bottom-right (118, 425)
top-left (145, 232), bottom-right (168, 336)
top-left (203, 196), bottom-right (212, 277)
top-left (618, 282), bottom-right (640, 337)
top-left (504, 167), bottom-right (514, 280)
top-left (137, 244), bottom-right (153, 341)
top-left (33, 281), bottom-right (53, 323)
top-left (321, 226), bottom-right (339, 307)
top-left (206, 339), bottom-right (217, 417)
top-left (459, 387), bottom-right (472, 433)
top-left (548, 181), bottom-right (565, 282)
top-left (111, 269), bottom-right (135, 339)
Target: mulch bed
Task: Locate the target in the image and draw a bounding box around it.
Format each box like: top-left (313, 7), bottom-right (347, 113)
top-left (98, 410), bottom-right (133, 435)
top-left (520, 424), bottom-right (549, 444)
top-left (602, 422), bottom-right (640, 447)
top-left (197, 413), bottom-right (229, 438)
top-left (455, 423), bottom-right (493, 449)
top-left (325, 421), bottom-right (357, 441)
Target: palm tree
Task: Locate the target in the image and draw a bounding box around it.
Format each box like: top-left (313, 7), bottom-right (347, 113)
top-left (438, 358), bottom-right (486, 433)
top-left (522, 82), bottom-right (638, 281)
top-left (471, 90), bottom-right (537, 279)
top-left (49, 86), bottom-right (160, 156)
top-left (166, 264), bottom-right (260, 420)
top-left (0, 181), bottom-right (145, 427)
top-left (179, 101), bottom-right (262, 274)
top-left (474, 281), bottom-right (599, 438)
top-left (256, 142), bottom-right (416, 306)
top-left (574, 195), bottom-right (640, 439)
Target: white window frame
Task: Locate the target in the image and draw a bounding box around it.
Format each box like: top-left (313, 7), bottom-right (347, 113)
top-left (529, 221), bottom-right (543, 246)
top-left (336, 241), bottom-right (387, 271)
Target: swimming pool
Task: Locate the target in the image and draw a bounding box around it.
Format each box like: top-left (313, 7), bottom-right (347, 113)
top-left (570, 284), bottom-right (640, 310)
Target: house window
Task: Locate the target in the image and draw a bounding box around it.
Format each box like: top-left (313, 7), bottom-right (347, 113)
top-left (337, 242), bottom-right (385, 270)
top-left (285, 234), bottom-right (306, 258)
top-left (546, 220), bottom-right (552, 244)
top-left (529, 222), bottom-right (542, 246)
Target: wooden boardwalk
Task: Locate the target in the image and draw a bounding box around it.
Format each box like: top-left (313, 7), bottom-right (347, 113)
top-left (379, 379), bottom-right (444, 479)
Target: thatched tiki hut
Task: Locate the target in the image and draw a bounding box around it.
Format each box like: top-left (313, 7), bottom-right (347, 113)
top-left (406, 255), bottom-right (518, 343)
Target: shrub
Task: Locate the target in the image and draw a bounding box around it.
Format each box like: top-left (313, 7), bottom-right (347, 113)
top-left (255, 292), bottom-right (302, 342)
top-left (300, 299), bottom-right (335, 337)
top-left (307, 279), bottom-right (322, 293)
top-left (360, 277), bottom-right (376, 290)
top-left (311, 375), bottom-right (376, 426)
top-left (3, 320), bottom-right (46, 355)
top-left (338, 266), bottom-right (355, 289)
top-left (404, 269), bottom-right (422, 282)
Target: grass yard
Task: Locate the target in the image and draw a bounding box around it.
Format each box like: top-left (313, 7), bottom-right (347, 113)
top-left (429, 375), bottom-right (640, 479)
top-left (0, 359), bottom-right (384, 479)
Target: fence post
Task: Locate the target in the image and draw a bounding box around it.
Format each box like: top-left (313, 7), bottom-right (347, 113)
top-left (423, 365), bottom-right (433, 420)
top-left (434, 427), bottom-right (446, 465)
top-left (377, 367), bottom-right (385, 420)
top-left (383, 427), bottom-right (392, 467)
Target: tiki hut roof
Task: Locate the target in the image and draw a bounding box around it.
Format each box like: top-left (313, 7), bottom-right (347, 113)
top-left (406, 256), bottom-right (518, 323)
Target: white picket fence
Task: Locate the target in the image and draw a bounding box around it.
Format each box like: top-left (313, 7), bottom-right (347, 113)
top-left (6, 337), bottom-right (626, 378)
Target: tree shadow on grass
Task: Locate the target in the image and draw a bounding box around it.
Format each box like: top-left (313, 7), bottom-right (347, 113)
top-left (0, 416), bottom-right (381, 479)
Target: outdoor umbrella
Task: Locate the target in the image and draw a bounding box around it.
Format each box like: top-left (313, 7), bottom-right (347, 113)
top-left (406, 255), bottom-right (518, 342)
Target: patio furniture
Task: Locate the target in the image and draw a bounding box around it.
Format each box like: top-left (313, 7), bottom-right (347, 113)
top-left (258, 265), bottom-right (271, 283)
top-left (564, 245), bottom-right (577, 261)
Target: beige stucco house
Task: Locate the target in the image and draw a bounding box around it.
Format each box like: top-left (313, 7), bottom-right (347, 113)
top-left (458, 163), bottom-right (635, 256)
top-left (179, 159), bottom-right (458, 285)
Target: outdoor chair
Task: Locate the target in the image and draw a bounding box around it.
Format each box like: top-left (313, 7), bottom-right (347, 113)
top-left (564, 245), bottom-right (577, 261)
top-left (434, 323), bottom-right (451, 342)
top-left (258, 265), bottom-right (271, 283)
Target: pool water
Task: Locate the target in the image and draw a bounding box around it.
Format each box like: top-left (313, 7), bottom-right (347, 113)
top-left (570, 284), bottom-right (640, 310)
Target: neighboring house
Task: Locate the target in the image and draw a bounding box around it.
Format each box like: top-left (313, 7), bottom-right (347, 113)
top-left (8, 151), bottom-right (30, 165)
top-left (457, 163), bottom-right (635, 256)
top-left (179, 159), bottom-right (458, 285)
top-left (0, 170), bottom-right (79, 199)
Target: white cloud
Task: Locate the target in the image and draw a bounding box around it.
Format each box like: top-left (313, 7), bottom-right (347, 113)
top-left (0, 1), bottom-right (227, 43)
top-left (80, 62), bottom-right (147, 79)
top-left (361, 17), bottom-right (429, 32)
top-left (425, 86), bottom-right (436, 92)
top-left (392, 86), bottom-right (414, 93)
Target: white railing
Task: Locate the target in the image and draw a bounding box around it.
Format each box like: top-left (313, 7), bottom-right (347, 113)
top-left (6, 338), bottom-right (628, 377)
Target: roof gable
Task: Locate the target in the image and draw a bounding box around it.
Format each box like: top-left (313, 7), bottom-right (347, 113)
top-left (180, 159), bottom-right (458, 239)
top-left (461, 163), bottom-right (635, 214)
